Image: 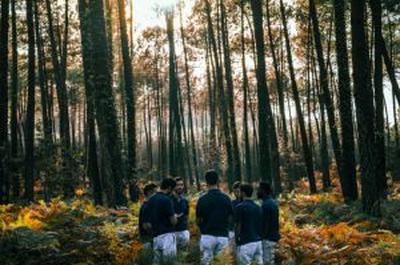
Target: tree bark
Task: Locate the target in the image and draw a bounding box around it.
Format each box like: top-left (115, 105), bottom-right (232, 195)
top-left (351, 0), bottom-right (380, 216)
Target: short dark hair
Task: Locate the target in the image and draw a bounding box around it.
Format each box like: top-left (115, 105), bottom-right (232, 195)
top-left (259, 182), bottom-right (272, 196)
top-left (205, 170), bottom-right (218, 185)
top-left (232, 181), bottom-right (241, 190)
top-left (143, 183), bottom-right (157, 197)
top-left (175, 177), bottom-right (184, 183)
top-left (240, 183), bottom-right (253, 197)
top-left (160, 177), bottom-right (176, 190)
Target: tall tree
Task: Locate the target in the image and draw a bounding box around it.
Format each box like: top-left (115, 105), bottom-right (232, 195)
top-left (205, 0), bottom-right (234, 184)
top-left (279, 0), bottom-right (316, 193)
top-left (10, 0), bottom-right (19, 198)
top-left (370, 0), bottom-right (388, 198)
top-left (220, 0), bottom-right (241, 182)
top-left (250, 0), bottom-right (281, 193)
top-left (45, 0), bottom-right (73, 196)
top-left (24, 0), bottom-right (35, 202)
top-left (117, 0), bottom-right (138, 201)
top-left (351, 0), bottom-right (380, 215)
top-left (166, 10), bottom-right (184, 179)
top-left (78, 0), bottom-right (103, 205)
top-left (0, 0), bottom-right (9, 203)
top-left (240, 0), bottom-right (252, 182)
top-left (309, 0), bottom-right (342, 190)
top-left (333, 0), bottom-right (358, 201)
top-left (179, 2), bottom-right (200, 188)
top-left (87, 0), bottom-right (126, 206)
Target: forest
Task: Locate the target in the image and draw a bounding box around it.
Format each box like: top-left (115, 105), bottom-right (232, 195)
top-left (0, 0), bottom-right (399, 264)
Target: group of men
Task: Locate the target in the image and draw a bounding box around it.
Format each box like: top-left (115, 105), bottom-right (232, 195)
top-left (138, 170), bottom-right (280, 265)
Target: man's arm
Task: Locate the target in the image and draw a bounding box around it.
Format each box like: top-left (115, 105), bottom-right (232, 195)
top-left (196, 198), bottom-right (204, 227)
top-left (234, 205), bottom-right (241, 243)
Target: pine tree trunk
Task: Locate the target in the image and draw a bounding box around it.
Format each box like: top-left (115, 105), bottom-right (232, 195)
top-left (220, 0), bottom-right (241, 183)
top-left (87, 0), bottom-right (126, 207)
top-left (280, 0), bottom-right (316, 193)
top-left (10, 0), bottom-right (19, 198)
top-left (240, 1), bottom-right (252, 182)
top-left (117, 0), bottom-right (138, 202)
top-left (333, 0), bottom-right (358, 201)
top-left (0, 0), bottom-right (9, 203)
top-left (24, 0), bottom-right (35, 202)
top-left (351, 0), bottom-right (380, 216)
top-left (250, 0), bottom-right (281, 192)
top-left (78, 0), bottom-right (103, 205)
top-left (370, 0), bottom-right (387, 198)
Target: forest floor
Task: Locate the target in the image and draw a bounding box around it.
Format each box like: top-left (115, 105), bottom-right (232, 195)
top-left (0, 178), bottom-right (400, 265)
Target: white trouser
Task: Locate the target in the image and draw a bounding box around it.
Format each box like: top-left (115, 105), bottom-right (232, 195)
top-left (237, 241), bottom-right (263, 265)
top-left (153, 232), bottom-right (177, 264)
top-left (176, 230), bottom-right (190, 248)
top-left (262, 240), bottom-right (277, 265)
top-left (200, 235), bottom-right (229, 265)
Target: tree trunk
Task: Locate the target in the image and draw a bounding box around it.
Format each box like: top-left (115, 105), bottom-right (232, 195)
top-left (117, 0), bottom-right (138, 202)
top-left (205, 0), bottom-right (234, 184)
top-left (240, 1), bottom-right (252, 182)
top-left (78, 0), bottom-right (103, 205)
top-left (179, 3), bottom-right (200, 189)
top-left (370, 0), bottom-right (387, 198)
top-left (87, 0), bottom-right (126, 207)
top-left (10, 0), bottom-right (19, 198)
top-left (24, 0), bottom-right (35, 202)
top-left (333, 0), bottom-right (358, 201)
top-left (250, 0), bottom-right (281, 193)
top-left (45, 0), bottom-right (74, 196)
top-left (220, 0), bottom-right (241, 184)
top-left (279, 0), bottom-right (316, 193)
top-left (351, 0), bottom-right (380, 216)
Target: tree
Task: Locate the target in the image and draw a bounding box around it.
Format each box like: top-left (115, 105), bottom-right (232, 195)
top-left (10, 0), bottom-right (19, 198)
top-left (351, 0), bottom-right (380, 215)
top-left (0, 0), bottom-right (10, 203)
top-left (87, 0), bottom-right (126, 206)
top-left (78, 0), bottom-right (103, 205)
top-left (279, 0), bottom-right (316, 193)
top-left (370, 0), bottom-right (388, 198)
top-left (117, 0), bottom-right (138, 201)
top-left (250, 0), bottom-right (281, 193)
top-left (24, 0), bottom-right (35, 202)
top-left (333, 0), bottom-right (358, 201)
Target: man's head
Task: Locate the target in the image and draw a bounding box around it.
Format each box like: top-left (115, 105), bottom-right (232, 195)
top-left (160, 177), bottom-right (176, 194)
top-left (143, 183), bottom-right (157, 199)
top-left (240, 183), bottom-right (253, 199)
top-left (200, 182), bottom-right (207, 192)
top-left (232, 181), bottom-right (241, 199)
top-left (205, 170), bottom-right (219, 187)
top-left (257, 182), bottom-right (272, 199)
top-left (175, 177), bottom-right (185, 195)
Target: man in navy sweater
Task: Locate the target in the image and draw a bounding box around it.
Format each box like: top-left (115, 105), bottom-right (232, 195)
top-left (196, 170), bottom-right (233, 265)
top-left (138, 183), bottom-right (157, 248)
top-left (235, 184), bottom-right (263, 265)
top-left (258, 182), bottom-right (280, 265)
top-left (147, 178), bottom-right (178, 263)
top-left (173, 177), bottom-right (190, 248)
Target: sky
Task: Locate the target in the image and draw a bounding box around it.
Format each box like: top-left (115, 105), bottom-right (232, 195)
top-left (133, 0), bottom-right (195, 31)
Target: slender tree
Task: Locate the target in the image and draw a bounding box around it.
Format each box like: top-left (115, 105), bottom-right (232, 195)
top-left (370, 0), bottom-right (388, 198)
top-left (333, 0), bottom-right (358, 201)
top-left (87, 0), bottom-right (126, 206)
top-left (117, 0), bottom-right (138, 201)
top-left (279, 0), bottom-right (316, 193)
top-left (351, 0), bottom-right (380, 215)
top-left (24, 0), bottom-right (35, 202)
top-left (250, 0), bottom-right (281, 192)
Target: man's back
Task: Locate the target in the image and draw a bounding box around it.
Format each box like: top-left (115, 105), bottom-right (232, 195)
top-left (148, 192), bottom-right (175, 237)
top-left (196, 189), bottom-right (233, 237)
top-left (235, 199), bottom-right (262, 245)
top-left (261, 197), bottom-right (280, 242)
